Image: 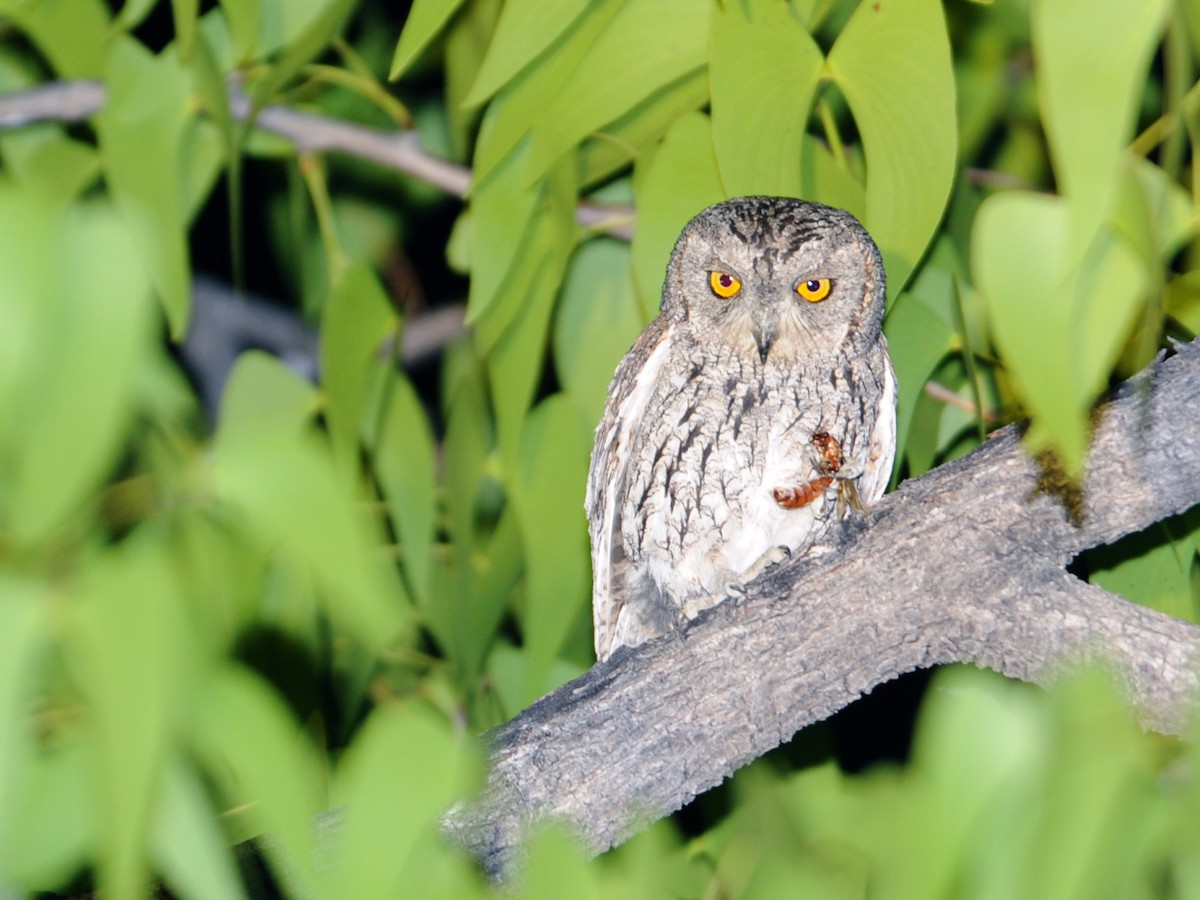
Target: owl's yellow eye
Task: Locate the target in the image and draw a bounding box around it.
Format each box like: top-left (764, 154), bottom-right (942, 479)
top-left (709, 271), bottom-right (742, 299)
top-left (796, 278), bottom-right (832, 302)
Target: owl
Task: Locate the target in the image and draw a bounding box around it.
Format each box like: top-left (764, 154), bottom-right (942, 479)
top-left (586, 197), bottom-right (896, 662)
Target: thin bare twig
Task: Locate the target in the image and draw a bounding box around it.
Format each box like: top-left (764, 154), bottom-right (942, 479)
top-left (0, 80), bottom-right (637, 233)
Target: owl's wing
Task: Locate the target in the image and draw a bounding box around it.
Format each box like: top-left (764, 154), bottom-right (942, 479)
top-left (856, 352), bottom-right (897, 504)
top-left (586, 314), bottom-right (675, 661)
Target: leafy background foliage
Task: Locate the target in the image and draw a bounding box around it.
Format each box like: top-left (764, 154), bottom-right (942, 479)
top-left (0, 0), bottom-right (1199, 896)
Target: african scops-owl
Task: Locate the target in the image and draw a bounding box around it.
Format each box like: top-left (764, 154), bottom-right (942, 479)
top-left (587, 196), bottom-right (896, 661)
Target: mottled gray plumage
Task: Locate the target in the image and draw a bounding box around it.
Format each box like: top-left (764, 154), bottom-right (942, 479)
top-left (587, 197), bottom-right (896, 661)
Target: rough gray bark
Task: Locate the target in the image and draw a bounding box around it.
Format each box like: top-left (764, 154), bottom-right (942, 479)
top-left (448, 338), bottom-right (1200, 879)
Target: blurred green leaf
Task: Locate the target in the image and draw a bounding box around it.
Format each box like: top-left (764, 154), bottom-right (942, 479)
top-left (214, 352), bottom-right (406, 654)
top-left (1072, 230), bottom-right (1148, 407)
top-left (0, 581), bottom-right (44, 867)
top-left (509, 395), bottom-right (593, 700)
top-left (152, 762), bottom-right (248, 900)
top-left (710, 0), bottom-right (822, 197)
top-left (553, 237), bottom-right (647, 424)
top-left (520, 825), bottom-right (600, 900)
top-left (5, 200), bottom-right (151, 546)
top-left (321, 263), bottom-right (399, 473)
top-left (172, 0), bottom-right (201, 59)
top-left (883, 285), bottom-right (955, 468)
top-left (216, 349), bottom-right (318, 435)
top-left (524, 0), bottom-right (709, 183)
top-left (631, 111), bottom-right (724, 313)
top-left (1032, 0), bottom-right (1171, 259)
top-left (218, 0), bottom-right (261, 61)
top-left (5, 133), bottom-right (100, 204)
top-left (0, 0), bottom-right (110, 77)
top-left (190, 664), bottom-right (325, 897)
top-left (97, 37), bottom-right (193, 337)
top-left (463, 0), bottom-right (590, 107)
top-left (0, 738), bottom-right (95, 891)
top-left (113, 0), bottom-right (159, 32)
top-left (975, 195), bottom-right (1076, 450)
top-left (1114, 157), bottom-right (1195, 269)
top-left (390, 0), bottom-right (469, 80)
top-left (319, 705), bottom-right (479, 899)
top-left (827, 0), bottom-right (956, 298)
top-left (248, 0), bottom-right (358, 107)
top-left (365, 363), bottom-right (437, 606)
top-left (72, 537), bottom-right (190, 899)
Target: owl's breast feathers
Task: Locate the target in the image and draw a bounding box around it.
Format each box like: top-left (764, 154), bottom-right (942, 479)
top-left (587, 316), bottom-right (894, 660)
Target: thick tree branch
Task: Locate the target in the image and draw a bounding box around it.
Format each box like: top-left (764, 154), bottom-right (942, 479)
top-left (448, 339), bottom-right (1200, 879)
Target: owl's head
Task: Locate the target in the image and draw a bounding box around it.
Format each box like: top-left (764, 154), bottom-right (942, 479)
top-left (662, 197), bottom-right (886, 364)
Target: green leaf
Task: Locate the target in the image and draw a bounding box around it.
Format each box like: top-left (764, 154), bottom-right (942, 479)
top-left (509, 395), bottom-right (593, 701)
top-left (463, 0), bottom-right (591, 106)
top-left (190, 664), bottom-right (325, 897)
top-left (799, 133), bottom-right (865, 224)
top-left (521, 826), bottom-right (601, 900)
top-left (578, 66), bottom-right (710, 190)
top-left (152, 762), bottom-right (248, 900)
top-left (214, 353), bottom-right (406, 654)
top-left (365, 364), bottom-right (437, 606)
top-left (172, 0), bottom-right (201, 58)
top-left (443, 0), bottom-right (502, 160)
top-left (321, 263), bottom-right (399, 473)
top-left (1113, 157), bottom-right (1195, 269)
top-left (710, 0), bottom-right (823, 197)
top-left (465, 138), bottom-right (543, 333)
top-left (470, 0), bottom-right (625, 184)
top-left (247, 0), bottom-right (358, 107)
top-left (72, 537), bottom-right (191, 899)
top-left (97, 37), bottom-right (193, 337)
top-left (1090, 514), bottom-right (1200, 622)
top-left (826, 0), bottom-right (956, 298)
top-left (0, 0), bottom-right (110, 78)
top-left (974, 193), bottom-right (1083, 462)
top-left (481, 159), bottom-right (577, 469)
top-left (630, 111), bottom-right (725, 314)
top-left (553, 237), bottom-right (647, 425)
top-left (5, 200), bottom-right (152, 545)
top-left (0, 581), bottom-right (44, 867)
top-left (0, 738), bottom-right (95, 890)
top-left (883, 287), bottom-right (955, 468)
top-left (218, 0), bottom-right (261, 62)
top-left (215, 349), bottom-right (318, 436)
top-left (1032, 0), bottom-right (1171, 259)
top-left (5, 133), bottom-right (100, 204)
top-left (113, 0), bottom-right (159, 32)
top-left (319, 706), bottom-right (479, 899)
top-left (524, 0), bottom-right (710, 183)
top-left (1071, 230), bottom-right (1148, 408)
top-left (390, 0), bottom-right (470, 80)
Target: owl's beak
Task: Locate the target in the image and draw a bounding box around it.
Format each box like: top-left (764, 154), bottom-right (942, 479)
top-left (751, 312), bottom-right (776, 364)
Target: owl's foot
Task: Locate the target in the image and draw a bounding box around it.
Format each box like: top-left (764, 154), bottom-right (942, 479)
top-left (773, 478), bottom-right (834, 508)
top-left (775, 432), bottom-right (849, 509)
top-left (812, 431), bottom-right (844, 475)
top-left (725, 544), bottom-right (791, 599)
